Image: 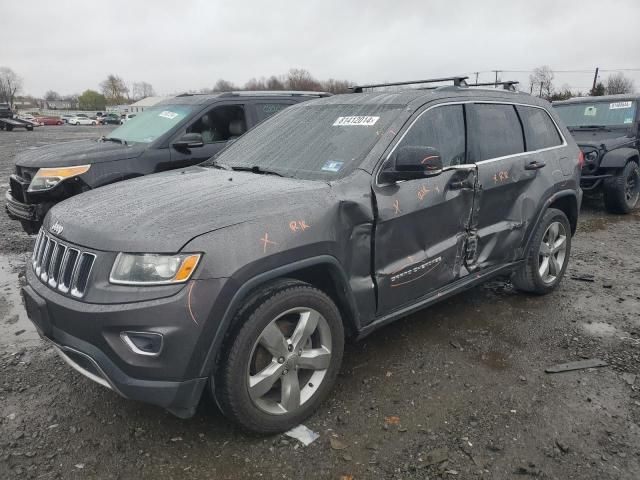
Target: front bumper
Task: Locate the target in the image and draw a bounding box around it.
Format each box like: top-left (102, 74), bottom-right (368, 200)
top-left (22, 267), bottom-right (226, 417)
top-left (5, 190), bottom-right (40, 222)
top-left (579, 174), bottom-right (613, 192)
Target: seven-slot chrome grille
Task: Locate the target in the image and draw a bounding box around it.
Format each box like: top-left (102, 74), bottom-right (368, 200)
top-left (32, 229), bottom-right (96, 298)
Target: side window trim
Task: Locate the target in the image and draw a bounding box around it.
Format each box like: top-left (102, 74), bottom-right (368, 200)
top-left (467, 103), bottom-right (526, 164)
top-left (374, 100), bottom-right (568, 185)
top-left (516, 104), bottom-right (564, 152)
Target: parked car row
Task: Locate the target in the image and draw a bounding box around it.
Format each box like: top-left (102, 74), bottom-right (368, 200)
top-left (8, 80), bottom-right (640, 433)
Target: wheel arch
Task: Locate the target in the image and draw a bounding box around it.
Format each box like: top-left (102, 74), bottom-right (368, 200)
top-left (600, 148), bottom-right (639, 169)
top-left (199, 255), bottom-right (359, 378)
top-left (524, 190), bottom-right (579, 254)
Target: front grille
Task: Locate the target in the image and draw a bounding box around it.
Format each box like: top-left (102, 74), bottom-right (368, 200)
top-left (32, 229), bottom-right (96, 298)
top-left (9, 176), bottom-right (26, 203)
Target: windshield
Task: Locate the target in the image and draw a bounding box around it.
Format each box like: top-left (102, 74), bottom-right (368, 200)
top-left (106, 105), bottom-right (194, 144)
top-left (209, 103), bottom-right (403, 180)
top-left (554, 100), bottom-right (637, 128)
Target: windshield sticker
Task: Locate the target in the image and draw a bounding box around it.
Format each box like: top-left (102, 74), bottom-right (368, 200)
top-left (584, 106), bottom-right (597, 117)
top-left (321, 160), bottom-right (344, 172)
top-left (609, 101), bottom-right (632, 110)
top-left (158, 111), bottom-right (179, 120)
top-left (333, 116), bottom-right (380, 126)
top-left (624, 117), bottom-right (633, 124)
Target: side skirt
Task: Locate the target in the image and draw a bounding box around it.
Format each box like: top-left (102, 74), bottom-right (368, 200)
top-left (355, 261), bottom-right (523, 340)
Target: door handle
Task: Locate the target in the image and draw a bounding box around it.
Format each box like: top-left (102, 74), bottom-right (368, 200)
top-left (449, 178), bottom-right (475, 190)
top-left (525, 160), bottom-right (546, 170)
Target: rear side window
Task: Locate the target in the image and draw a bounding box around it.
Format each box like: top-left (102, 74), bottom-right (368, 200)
top-left (517, 106), bottom-right (563, 151)
top-left (255, 103), bottom-right (292, 123)
top-left (398, 105), bottom-right (466, 167)
top-left (467, 104), bottom-right (524, 162)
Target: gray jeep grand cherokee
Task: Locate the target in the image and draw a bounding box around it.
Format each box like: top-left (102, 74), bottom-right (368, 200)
top-left (22, 77), bottom-right (582, 433)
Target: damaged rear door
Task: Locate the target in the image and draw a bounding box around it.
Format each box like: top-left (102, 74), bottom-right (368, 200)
top-left (466, 102), bottom-right (563, 270)
top-left (372, 103), bottom-right (477, 315)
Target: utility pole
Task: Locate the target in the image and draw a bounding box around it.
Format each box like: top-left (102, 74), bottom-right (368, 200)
top-left (492, 70), bottom-right (501, 87)
top-left (474, 72), bottom-right (479, 84)
top-left (591, 67), bottom-right (599, 94)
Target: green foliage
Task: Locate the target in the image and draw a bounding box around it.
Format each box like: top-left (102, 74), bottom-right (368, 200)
top-left (78, 89), bottom-right (106, 110)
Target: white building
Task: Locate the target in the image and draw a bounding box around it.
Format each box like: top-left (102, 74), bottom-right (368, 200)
top-left (128, 96), bottom-right (169, 113)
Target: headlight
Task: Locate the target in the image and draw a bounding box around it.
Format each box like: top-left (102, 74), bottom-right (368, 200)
top-left (28, 165), bottom-right (90, 192)
top-left (585, 151), bottom-right (599, 163)
top-left (110, 253), bottom-right (201, 285)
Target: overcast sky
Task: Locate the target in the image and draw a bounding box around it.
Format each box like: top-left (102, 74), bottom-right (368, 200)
top-left (5, 0), bottom-right (640, 97)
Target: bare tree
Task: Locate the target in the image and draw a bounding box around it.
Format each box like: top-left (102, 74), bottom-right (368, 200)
top-left (245, 77), bottom-right (269, 90)
top-left (213, 79), bottom-right (237, 92)
top-left (529, 65), bottom-right (555, 99)
top-left (44, 90), bottom-right (61, 101)
top-left (0, 67), bottom-right (23, 107)
top-left (286, 68), bottom-right (322, 91)
top-left (132, 81), bottom-right (156, 100)
top-left (321, 78), bottom-right (352, 94)
top-left (100, 74), bottom-right (130, 105)
top-left (266, 75), bottom-right (285, 90)
top-left (605, 73), bottom-right (635, 95)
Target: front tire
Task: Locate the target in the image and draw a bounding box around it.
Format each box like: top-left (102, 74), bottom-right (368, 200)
top-left (215, 280), bottom-right (344, 433)
top-left (603, 161), bottom-right (640, 214)
top-left (512, 208), bottom-right (571, 295)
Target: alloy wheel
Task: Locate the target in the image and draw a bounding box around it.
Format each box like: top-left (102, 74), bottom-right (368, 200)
top-left (538, 221), bottom-right (567, 284)
top-left (247, 307), bottom-right (332, 415)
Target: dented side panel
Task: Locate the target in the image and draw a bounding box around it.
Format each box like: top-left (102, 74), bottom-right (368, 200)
top-left (372, 168), bottom-right (476, 316)
top-left (470, 149), bottom-right (565, 270)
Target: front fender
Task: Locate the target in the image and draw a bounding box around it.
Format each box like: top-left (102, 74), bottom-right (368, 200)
top-left (600, 147), bottom-right (639, 169)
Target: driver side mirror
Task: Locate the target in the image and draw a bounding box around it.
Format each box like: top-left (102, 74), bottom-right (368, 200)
top-left (173, 133), bottom-right (204, 150)
top-left (380, 146), bottom-right (443, 183)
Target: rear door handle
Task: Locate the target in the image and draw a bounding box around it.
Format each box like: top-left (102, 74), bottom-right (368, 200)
top-left (449, 178), bottom-right (475, 190)
top-left (525, 160), bottom-right (546, 170)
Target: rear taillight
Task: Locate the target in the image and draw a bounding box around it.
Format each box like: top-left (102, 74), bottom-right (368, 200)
top-left (578, 150), bottom-right (585, 168)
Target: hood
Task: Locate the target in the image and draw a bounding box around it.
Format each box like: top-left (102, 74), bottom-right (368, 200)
top-left (46, 167), bottom-right (333, 252)
top-left (14, 139), bottom-right (145, 168)
top-left (569, 129), bottom-right (635, 151)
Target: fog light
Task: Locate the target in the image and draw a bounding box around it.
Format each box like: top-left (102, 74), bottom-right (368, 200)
top-left (120, 331), bottom-right (163, 356)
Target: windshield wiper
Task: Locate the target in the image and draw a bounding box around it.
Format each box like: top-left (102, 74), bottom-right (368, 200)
top-left (231, 165), bottom-right (284, 177)
top-left (101, 136), bottom-right (128, 145)
top-left (572, 125), bottom-right (611, 132)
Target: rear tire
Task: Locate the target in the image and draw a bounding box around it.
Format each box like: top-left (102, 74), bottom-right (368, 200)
top-left (512, 208), bottom-right (571, 295)
top-left (603, 161), bottom-right (640, 214)
top-left (215, 280), bottom-right (344, 433)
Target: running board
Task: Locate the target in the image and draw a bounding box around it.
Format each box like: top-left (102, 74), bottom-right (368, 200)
top-left (356, 261), bottom-right (522, 340)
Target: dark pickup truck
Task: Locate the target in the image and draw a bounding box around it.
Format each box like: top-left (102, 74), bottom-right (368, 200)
top-left (0, 103), bottom-right (35, 132)
top-left (6, 91), bottom-right (329, 234)
top-left (553, 94), bottom-right (640, 213)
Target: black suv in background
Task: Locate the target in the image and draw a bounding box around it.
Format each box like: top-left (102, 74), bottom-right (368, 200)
top-left (23, 78), bottom-right (582, 433)
top-left (553, 94), bottom-right (640, 213)
top-left (6, 91), bottom-right (329, 234)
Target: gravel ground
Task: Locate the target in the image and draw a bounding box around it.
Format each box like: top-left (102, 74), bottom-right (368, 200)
top-left (1, 127), bottom-right (639, 479)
